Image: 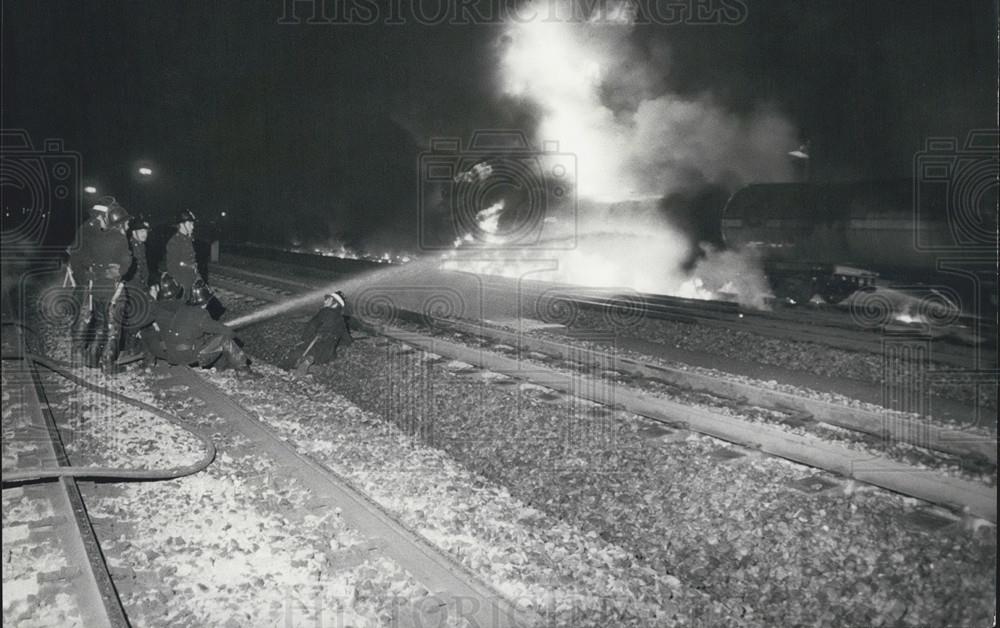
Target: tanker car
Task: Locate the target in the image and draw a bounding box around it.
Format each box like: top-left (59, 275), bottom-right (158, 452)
top-left (721, 179), bottom-right (998, 306)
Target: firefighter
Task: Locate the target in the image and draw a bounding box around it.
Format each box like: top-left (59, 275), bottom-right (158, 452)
top-left (124, 215), bottom-right (152, 290)
top-left (66, 201), bottom-right (108, 282)
top-left (69, 199), bottom-right (133, 373)
top-left (292, 292), bottom-right (353, 375)
top-left (66, 201), bottom-right (107, 357)
top-left (135, 273), bottom-right (178, 367)
top-left (65, 200), bottom-right (106, 308)
top-left (141, 277), bottom-right (250, 372)
top-left (122, 215), bottom-right (154, 354)
top-left (335, 290), bottom-right (354, 334)
top-left (164, 209), bottom-right (202, 300)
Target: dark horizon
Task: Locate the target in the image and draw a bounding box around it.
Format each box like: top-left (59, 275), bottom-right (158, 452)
top-left (3, 0), bottom-right (997, 252)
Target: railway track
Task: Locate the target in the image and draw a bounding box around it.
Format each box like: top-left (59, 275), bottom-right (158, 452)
top-left (210, 266), bottom-right (996, 523)
top-left (427, 318), bottom-right (997, 464)
top-left (211, 264), bottom-right (995, 459)
top-left (216, 254), bottom-right (995, 371)
top-left (476, 279), bottom-right (994, 372)
top-left (163, 364), bottom-right (535, 628)
top-left (2, 337), bottom-right (130, 627)
top-left (5, 320), bottom-right (532, 626)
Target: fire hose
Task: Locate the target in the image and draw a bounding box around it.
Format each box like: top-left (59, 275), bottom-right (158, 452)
top-left (1, 324), bottom-right (217, 485)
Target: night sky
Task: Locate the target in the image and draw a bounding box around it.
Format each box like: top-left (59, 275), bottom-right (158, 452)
top-left (3, 0), bottom-right (997, 252)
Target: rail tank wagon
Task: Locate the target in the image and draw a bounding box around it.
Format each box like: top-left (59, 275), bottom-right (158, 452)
top-left (722, 179), bottom-right (997, 304)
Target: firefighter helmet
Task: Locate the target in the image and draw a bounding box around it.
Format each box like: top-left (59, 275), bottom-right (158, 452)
top-left (187, 281), bottom-right (214, 306)
top-left (327, 292), bottom-right (345, 308)
top-left (106, 202), bottom-right (131, 228)
top-left (90, 195), bottom-right (116, 217)
top-left (131, 215), bottom-right (151, 232)
top-left (177, 209), bottom-right (197, 224)
top-left (158, 274), bottom-right (182, 300)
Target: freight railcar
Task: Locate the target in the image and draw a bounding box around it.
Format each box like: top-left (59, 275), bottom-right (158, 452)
top-left (721, 179), bottom-right (997, 304)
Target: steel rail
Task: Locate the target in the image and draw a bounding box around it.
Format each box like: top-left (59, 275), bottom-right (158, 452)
top-left (6, 354), bottom-right (132, 627)
top-left (431, 318), bottom-right (997, 465)
top-left (169, 365), bottom-right (538, 628)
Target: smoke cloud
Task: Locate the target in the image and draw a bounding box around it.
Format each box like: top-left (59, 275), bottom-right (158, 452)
top-left (442, 0), bottom-right (798, 305)
top-left (497, 0), bottom-right (796, 201)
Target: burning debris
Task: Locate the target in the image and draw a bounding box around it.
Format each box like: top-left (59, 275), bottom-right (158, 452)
top-left (286, 240), bottom-right (413, 265)
top-left (453, 161), bottom-right (494, 184)
top-left (443, 195), bottom-right (775, 308)
top-left (475, 199), bottom-right (505, 240)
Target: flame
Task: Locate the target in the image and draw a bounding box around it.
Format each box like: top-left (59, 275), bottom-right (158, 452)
top-left (289, 240), bottom-right (413, 264)
top-left (476, 199), bottom-right (506, 243)
top-left (456, 162), bottom-right (494, 183)
top-left (893, 311), bottom-right (928, 325)
top-left (675, 277), bottom-right (717, 300)
top-left (442, 196), bottom-right (772, 308)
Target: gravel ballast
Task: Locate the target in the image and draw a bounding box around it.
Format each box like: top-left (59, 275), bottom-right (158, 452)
top-left (233, 297), bottom-right (996, 628)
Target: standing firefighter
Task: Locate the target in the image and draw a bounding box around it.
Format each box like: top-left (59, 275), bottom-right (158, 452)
top-left (122, 215), bottom-right (154, 353)
top-left (140, 277), bottom-right (250, 372)
top-left (293, 292), bottom-right (353, 375)
top-left (164, 209), bottom-right (202, 300)
top-left (68, 198), bottom-right (133, 374)
top-left (66, 203), bottom-right (106, 282)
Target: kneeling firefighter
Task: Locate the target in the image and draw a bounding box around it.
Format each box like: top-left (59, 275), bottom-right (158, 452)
top-left (292, 292), bottom-right (353, 374)
top-left (140, 276), bottom-right (250, 371)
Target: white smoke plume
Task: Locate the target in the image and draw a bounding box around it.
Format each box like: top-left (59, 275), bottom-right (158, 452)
top-left (498, 0), bottom-right (796, 199)
top-left (454, 0), bottom-right (798, 307)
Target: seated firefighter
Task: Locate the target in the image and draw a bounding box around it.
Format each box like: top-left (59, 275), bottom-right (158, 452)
top-left (139, 276), bottom-right (250, 372)
top-left (291, 292), bottom-right (353, 375)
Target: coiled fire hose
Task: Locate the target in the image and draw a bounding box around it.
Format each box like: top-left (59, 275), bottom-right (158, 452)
top-left (2, 324), bottom-right (217, 485)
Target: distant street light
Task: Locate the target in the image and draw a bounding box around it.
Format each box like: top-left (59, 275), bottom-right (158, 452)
top-left (788, 145), bottom-right (810, 160)
top-left (138, 167), bottom-right (154, 176)
top-left (84, 186), bottom-right (98, 194)
top-left (220, 211), bottom-right (227, 217)
top-left (788, 142), bottom-right (811, 182)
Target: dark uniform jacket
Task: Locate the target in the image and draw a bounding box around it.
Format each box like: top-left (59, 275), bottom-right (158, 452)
top-left (149, 300), bottom-right (234, 365)
top-left (67, 217), bottom-right (103, 281)
top-left (301, 305), bottom-right (352, 364)
top-left (164, 231), bottom-right (199, 293)
top-left (70, 223), bottom-right (132, 289)
top-left (124, 241), bottom-right (150, 289)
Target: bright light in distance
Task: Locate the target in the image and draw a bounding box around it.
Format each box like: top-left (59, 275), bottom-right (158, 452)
top-left (84, 186), bottom-right (97, 194)
top-left (138, 167), bottom-right (153, 176)
top-left (220, 211), bottom-right (227, 217)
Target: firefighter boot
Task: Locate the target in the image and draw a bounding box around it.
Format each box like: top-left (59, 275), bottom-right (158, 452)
top-left (70, 310), bottom-right (92, 366)
top-left (84, 339), bottom-right (102, 369)
top-left (294, 355), bottom-right (315, 377)
top-left (99, 297), bottom-right (127, 375)
top-left (222, 337), bottom-right (251, 372)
